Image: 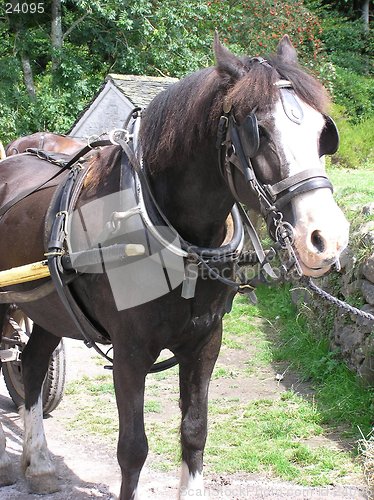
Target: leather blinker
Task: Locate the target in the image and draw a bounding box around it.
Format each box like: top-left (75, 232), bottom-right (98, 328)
top-left (319, 115), bottom-right (339, 156)
top-left (237, 113), bottom-right (260, 159)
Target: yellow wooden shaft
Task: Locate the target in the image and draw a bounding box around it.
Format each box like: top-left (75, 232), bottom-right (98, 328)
top-left (0, 261), bottom-right (51, 287)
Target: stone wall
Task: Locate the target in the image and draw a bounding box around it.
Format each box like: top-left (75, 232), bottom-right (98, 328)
top-left (293, 203), bottom-right (374, 386)
top-left (333, 245), bottom-right (374, 386)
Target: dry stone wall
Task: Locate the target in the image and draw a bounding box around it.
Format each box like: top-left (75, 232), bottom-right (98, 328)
top-left (334, 246), bottom-right (374, 386)
top-left (292, 203), bottom-right (374, 386)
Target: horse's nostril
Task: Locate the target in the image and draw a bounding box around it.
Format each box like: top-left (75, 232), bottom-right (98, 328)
top-left (311, 230), bottom-right (325, 253)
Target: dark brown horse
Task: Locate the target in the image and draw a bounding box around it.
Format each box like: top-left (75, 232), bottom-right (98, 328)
top-left (0, 36), bottom-right (349, 498)
top-left (5, 132), bottom-right (85, 156)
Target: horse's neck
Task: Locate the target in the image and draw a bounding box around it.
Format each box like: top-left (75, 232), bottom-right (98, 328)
top-left (149, 154), bottom-right (234, 248)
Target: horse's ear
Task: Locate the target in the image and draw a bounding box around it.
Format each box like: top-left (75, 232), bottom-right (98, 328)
top-left (276, 35), bottom-right (298, 65)
top-left (214, 31), bottom-right (246, 80)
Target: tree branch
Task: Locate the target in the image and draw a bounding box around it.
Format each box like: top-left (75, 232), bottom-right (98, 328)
top-left (63, 12), bottom-right (90, 41)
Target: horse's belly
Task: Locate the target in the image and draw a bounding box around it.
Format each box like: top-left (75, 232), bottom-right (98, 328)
top-left (16, 291), bottom-right (84, 340)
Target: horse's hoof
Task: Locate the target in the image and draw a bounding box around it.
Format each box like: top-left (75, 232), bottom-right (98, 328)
top-left (0, 461), bottom-right (17, 486)
top-left (25, 471), bottom-right (59, 494)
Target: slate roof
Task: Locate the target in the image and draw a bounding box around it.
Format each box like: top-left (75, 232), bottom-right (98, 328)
top-left (67, 74), bottom-right (178, 135)
top-left (106, 73), bottom-right (178, 108)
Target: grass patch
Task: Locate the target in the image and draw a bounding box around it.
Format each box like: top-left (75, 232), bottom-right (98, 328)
top-left (206, 391), bottom-right (359, 486)
top-left (144, 400), bottom-right (162, 413)
top-left (255, 285), bottom-right (374, 437)
top-left (328, 167), bottom-right (374, 211)
top-left (327, 166), bottom-right (374, 263)
top-left (223, 294), bottom-right (273, 372)
top-left (136, 390), bottom-right (362, 485)
top-left (331, 104), bottom-right (374, 170)
top-left (64, 374), bottom-right (118, 440)
top-left (212, 366), bottom-right (238, 379)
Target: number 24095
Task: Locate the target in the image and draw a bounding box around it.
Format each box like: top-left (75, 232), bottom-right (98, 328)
top-left (6, 3), bottom-right (45, 14)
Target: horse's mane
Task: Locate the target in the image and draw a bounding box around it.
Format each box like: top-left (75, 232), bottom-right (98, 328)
top-left (140, 42), bottom-right (330, 172)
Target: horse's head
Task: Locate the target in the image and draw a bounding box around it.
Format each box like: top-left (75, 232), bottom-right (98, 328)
top-left (215, 35), bottom-right (349, 277)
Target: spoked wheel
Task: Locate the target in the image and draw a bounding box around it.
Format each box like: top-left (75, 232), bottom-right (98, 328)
top-left (1, 306), bottom-right (66, 415)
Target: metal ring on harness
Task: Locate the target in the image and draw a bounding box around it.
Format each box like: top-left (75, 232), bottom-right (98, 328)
top-left (109, 129), bottom-right (133, 145)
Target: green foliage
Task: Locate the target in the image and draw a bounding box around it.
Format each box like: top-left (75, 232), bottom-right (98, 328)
top-left (0, 0), bottom-right (372, 154)
top-left (330, 104), bottom-right (374, 168)
top-left (332, 69), bottom-right (374, 122)
top-left (315, 3), bottom-right (373, 123)
top-left (206, 0), bottom-right (324, 63)
top-left (321, 18), bottom-right (372, 75)
top-left (0, 0), bottom-right (327, 142)
top-left (319, 0), bottom-right (369, 23)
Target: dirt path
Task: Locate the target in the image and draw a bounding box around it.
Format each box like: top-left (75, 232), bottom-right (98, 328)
top-left (0, 339), bottom-right (370, 499)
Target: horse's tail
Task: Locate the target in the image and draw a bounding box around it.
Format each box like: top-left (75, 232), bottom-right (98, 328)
top-left (0, 141), bottom-right (6, 160)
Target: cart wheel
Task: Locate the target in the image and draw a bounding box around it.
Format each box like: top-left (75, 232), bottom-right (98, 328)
top-left (1, 307), bottom-right (66, 415)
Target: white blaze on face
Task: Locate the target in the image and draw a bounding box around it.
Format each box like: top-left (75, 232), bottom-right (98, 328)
top-left (272, 98), bottom-right (349, 277)
top-left (273, 98), bottom-right (325, 175)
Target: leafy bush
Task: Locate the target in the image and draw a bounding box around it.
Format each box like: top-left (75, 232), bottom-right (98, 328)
top-left (321, 17), bottom-right (372, 74)
top-left (333, 68), bottom-right (374, 122)
top-left (331, 104), bottom-right (374, 169)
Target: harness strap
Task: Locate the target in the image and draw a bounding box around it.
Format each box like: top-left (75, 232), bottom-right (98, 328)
top-left (47, 164), bottom-right (111, 348)
top-left (0, 139), bottom-right (112, 220)
top-left (0, 281), bottom-right (55, 303)
top-left (115, 127), bottom-right (244, 261)
top-left (264, 168), bottom-right (330, 199)
top-left (274, 177), bottom-right (333, 209)
top-left (236, 204), bottom-right (278, 279)
top-left (0, 164), bottom-right (68, 219)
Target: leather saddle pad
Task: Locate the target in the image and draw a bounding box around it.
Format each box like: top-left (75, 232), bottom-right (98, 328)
top-left (0, 152), bottom-right (70, 218)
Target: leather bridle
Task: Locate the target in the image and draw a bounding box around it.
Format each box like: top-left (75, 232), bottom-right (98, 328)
top-left (216, 79), bottom-right (336, 248)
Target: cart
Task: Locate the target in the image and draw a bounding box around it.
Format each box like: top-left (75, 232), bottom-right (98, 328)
top-left (0, 261), bottom-right (66, 415)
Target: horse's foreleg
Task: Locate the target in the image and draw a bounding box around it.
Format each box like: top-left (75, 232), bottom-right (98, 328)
top-left (21, 324), bottom-right (60, 494)
top-left (112, 345), bottom-right (150, 500)
top-left (178, 323), bottom-right (223, 499)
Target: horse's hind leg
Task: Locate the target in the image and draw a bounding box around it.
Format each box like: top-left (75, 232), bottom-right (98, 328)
top-left (0, 304), bottom-right (17, 486)
top-left (21, 323), bottom-right (61, 494)
top-left (178, 323), bottom-right (223, 499)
